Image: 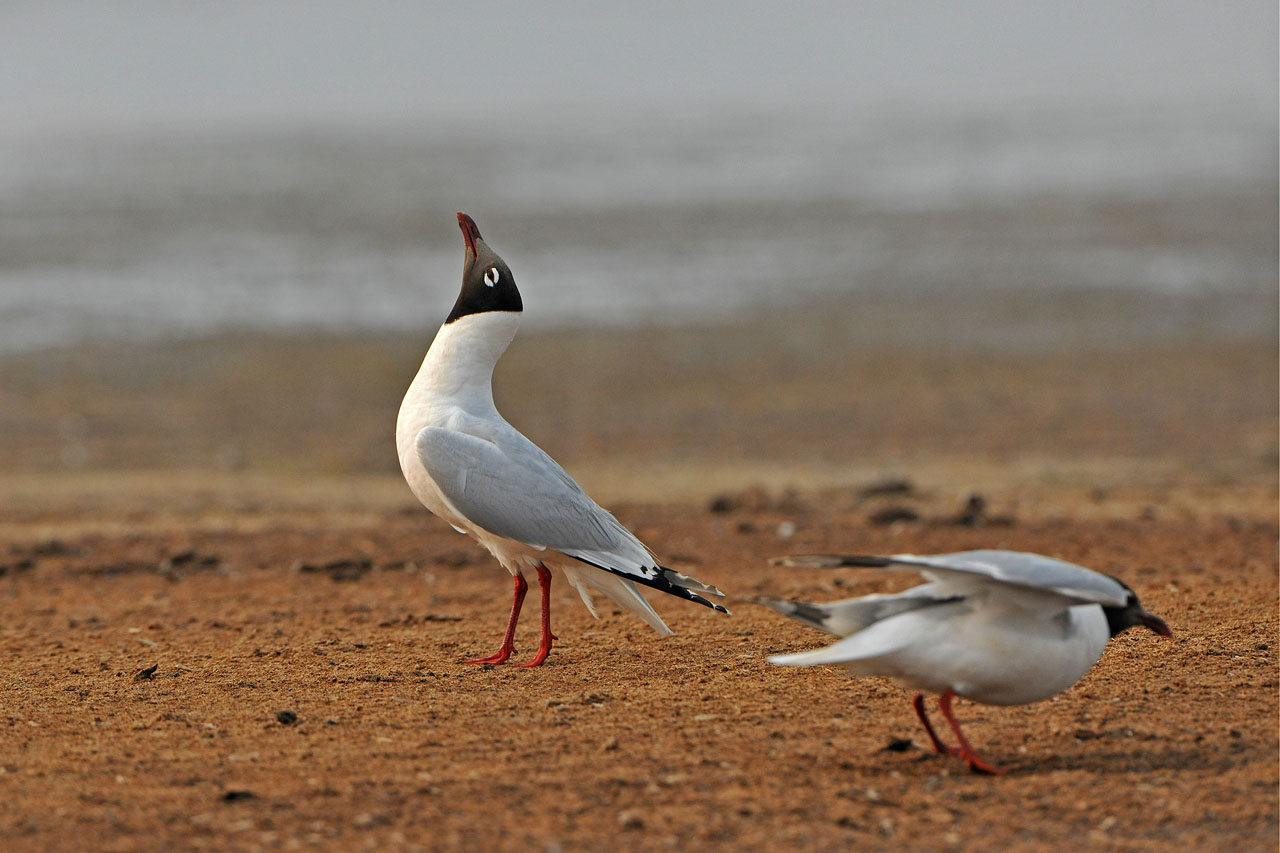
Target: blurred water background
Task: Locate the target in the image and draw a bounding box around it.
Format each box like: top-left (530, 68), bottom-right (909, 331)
top-left (0, 1), bottom-right (1275, 353)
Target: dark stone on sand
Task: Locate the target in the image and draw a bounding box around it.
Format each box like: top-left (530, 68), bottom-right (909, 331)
top-left (869, 506), bottom-right (920, 526)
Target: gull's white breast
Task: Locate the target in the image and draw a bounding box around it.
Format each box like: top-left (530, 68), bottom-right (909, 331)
top-left (846, 603), bottom-right (1112, 705)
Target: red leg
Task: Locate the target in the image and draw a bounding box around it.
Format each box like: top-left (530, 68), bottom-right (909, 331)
top-left (937, 689), bottom-right (1005, 775)
top-left (463, 573), bottom-right (528, 665)
top-left (912, 693), bottom-right (960, 755)
top-left (514, 564), bottom-right (557, 668)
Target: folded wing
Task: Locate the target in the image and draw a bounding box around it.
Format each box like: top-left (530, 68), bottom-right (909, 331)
top-left (416, 423), bottom-right (726, 612)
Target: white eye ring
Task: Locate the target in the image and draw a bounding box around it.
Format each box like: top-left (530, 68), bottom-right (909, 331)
top-left (484, 267), bottom-right (500, 287)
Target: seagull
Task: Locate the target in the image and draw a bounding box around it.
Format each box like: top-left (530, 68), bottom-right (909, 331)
top-left (761, 550), bottom-right (1172, 773)
top-left (396, 213), bottom-right (728, 667)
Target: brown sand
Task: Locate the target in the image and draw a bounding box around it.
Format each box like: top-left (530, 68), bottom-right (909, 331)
top-left (1, 317), bottom-right (1276, 851)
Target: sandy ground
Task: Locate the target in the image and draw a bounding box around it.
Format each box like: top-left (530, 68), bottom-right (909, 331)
top-left (1, 317), bottom-right (1276, 851)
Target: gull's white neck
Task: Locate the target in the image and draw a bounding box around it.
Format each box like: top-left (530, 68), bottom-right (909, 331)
top-left (402, 311), bottom-right (521, 417)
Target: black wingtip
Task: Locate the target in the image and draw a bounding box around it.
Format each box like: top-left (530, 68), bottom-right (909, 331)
top-left (770, 554), bottom-right (893, 569)
top-left (753, 596), bottom-right (830, 629)
top-left (636, 569), bottom-right (732, 615)
top-left (695, 596), bottom-right (732, 615)
top-left (569, 556), bottom-right (731, 615)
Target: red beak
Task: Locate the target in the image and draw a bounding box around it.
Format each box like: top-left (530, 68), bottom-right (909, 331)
top-left (457, 212), bottom-right (482, 260)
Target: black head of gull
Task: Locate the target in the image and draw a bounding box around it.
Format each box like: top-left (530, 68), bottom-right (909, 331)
top-left (446, 212), bottom-right (522, 324)
top-left (1101, 577), bottom-right (1173, 638)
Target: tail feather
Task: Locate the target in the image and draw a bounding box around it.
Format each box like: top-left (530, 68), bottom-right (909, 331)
top-left (757, 588), bottom-right (962, 638)
top-left (755, 596), bottom-right (837, 634)
top-left (559, 564), bottom-right (675, 636)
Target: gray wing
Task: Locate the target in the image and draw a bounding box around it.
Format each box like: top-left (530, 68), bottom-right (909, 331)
top-left (416, 424), bottom-right (646, 560)
top-left (416, 422), bottom-right (727, 610)
top-left (777, 550), bottom-right (1127, 607)
top-left (895, 550), bottom-right (1129, 606)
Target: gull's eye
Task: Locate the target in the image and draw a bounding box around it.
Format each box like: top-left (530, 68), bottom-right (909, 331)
top-left (484, 267), bottom-right (500, 287)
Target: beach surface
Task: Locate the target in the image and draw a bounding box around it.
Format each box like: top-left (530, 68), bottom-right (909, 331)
top-left (1, 309), bottom-right (1276, 851)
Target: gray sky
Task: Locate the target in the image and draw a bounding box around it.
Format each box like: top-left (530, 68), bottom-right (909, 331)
top-left (1, 0), bottom-right (1275, 130)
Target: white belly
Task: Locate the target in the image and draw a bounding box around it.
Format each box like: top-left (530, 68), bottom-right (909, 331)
top-left (847, 604), bottom-right (1111, 706)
